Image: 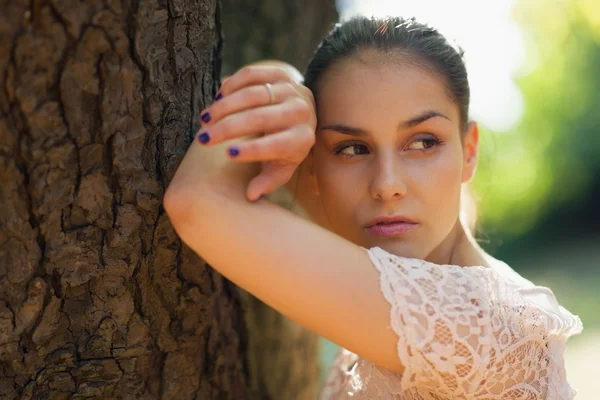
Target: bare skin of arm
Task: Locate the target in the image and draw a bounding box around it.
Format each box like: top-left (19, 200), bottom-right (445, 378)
top-left (222, 60), bottom-right (486, 266)
top-left (163, 66), bottom-right (407, 374)
top-left (164, 135), bottom-right (405, 374)
top-left (164, 61), bottom-right (493, 376)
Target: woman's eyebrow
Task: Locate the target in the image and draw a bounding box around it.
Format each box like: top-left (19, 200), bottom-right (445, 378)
top-left (319, 124), bottom-right (368, 136)
top-left (319, 110), bottom-right (451, 137)
top-left (400, 110), bottom-right (450, 129)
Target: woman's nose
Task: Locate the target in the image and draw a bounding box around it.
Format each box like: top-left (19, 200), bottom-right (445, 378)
top-left (370, 154), bottom-right (408, 201)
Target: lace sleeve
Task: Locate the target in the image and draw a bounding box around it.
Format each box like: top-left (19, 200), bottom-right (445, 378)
top-left (366, 246), bottom-right (583, 400)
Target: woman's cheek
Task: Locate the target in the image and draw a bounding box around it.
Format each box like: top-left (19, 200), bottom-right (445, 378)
top-left (417, 158), bottom-right (462, 214)
top-left (321, 172), bottom-right (359, 211)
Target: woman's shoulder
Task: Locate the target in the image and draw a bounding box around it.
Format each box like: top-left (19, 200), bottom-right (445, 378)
top-left (482, 253), bottom-right (537, 290)
top-left (361, 245), bottom-right (534, 290)
top-left (363, 245), bottom-right (583, 337)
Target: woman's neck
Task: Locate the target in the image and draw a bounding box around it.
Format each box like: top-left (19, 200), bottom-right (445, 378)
top-left (426, 219), bottom-right (490, 268)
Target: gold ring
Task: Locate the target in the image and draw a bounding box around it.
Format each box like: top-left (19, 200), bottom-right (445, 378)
top-left (265, 83), bottom-right (275, 104)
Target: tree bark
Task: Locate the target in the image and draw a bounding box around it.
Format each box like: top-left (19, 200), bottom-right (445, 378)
top-left (220, 0), bottom-right (339, 75)
top-left (0, 0), bottom-right (338, 399)
top-left (0, 0), bottom-right (253, 398)
top-left (219, 1), bottom-right (339, 399)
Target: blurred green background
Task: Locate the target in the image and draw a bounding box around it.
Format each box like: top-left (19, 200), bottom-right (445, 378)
top-left (475, 0), bottom-right (600, 330)
top-left (319, 0), bottom-right (600, 398)
top-left (477, 2), bottom-right (600, 395)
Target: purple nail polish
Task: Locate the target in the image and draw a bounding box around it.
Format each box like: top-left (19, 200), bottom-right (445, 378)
top-left (215, 92), bottom-right (223, 101)
top-left (228, 146), bottom-right (239, 157)
top-left (198, 132), bottom-right (210, 144)
top-left (201, 112), bottom-right (211, 123)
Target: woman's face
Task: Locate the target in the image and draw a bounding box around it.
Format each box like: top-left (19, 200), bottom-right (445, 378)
top-left (306, 54), bottom-right (478, 261)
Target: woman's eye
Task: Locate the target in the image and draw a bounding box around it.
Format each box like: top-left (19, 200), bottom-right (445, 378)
top-left (335, 144), bottom-right (369, 159)
top-left (406, 137), bottom-right (441, 151)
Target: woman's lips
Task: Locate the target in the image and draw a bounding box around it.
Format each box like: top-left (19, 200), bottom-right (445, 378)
top-left (365, 222), bottom-right (419, 237)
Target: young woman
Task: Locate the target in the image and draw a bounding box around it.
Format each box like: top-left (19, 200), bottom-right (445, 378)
top-left (164, 16), bottom-right (583, 399)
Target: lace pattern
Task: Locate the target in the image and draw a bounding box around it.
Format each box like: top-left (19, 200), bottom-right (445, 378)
top-left (318, 246), bottom-right (583, 400)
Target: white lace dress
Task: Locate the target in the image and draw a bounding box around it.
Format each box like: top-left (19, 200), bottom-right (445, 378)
top-left (318, 246), bottom-right (583, 400)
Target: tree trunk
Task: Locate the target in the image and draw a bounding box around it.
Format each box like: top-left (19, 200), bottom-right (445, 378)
top-left (220, 0), bottom-right (338, 75)
top-left (219, 1), bottom-right (339, 399)
top-left (2, 0), bottom-right (253, 399)
top-left (0, 0), bottom-right (338, 398)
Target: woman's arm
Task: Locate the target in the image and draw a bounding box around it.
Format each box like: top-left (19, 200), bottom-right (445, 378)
top-left (164, 148), bottom-right (571, 394)
top-left (163, 64), bottom-right (571, 392)
top-left (164, 65), bottom-right (405, 374)
top-left (165, 140), bottom-right (403, 372)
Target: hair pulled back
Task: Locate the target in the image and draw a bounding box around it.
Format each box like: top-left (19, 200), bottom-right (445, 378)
top-left (304, 16), bottom-right (470, 131)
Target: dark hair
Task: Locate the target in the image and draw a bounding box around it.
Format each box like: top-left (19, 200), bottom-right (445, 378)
top-left (304, 16), bottom-right (470, 131)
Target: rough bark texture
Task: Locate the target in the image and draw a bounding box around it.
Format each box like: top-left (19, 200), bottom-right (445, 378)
top-left (0, 0), bottom-right (254, 398)
top-left (219, 1), bottom-right (340, 399)
top-left (0, 0), bottom-right (339, 398)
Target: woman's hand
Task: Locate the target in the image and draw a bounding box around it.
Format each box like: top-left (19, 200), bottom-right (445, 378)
top-left (197, 65), bottom-right (317, 201)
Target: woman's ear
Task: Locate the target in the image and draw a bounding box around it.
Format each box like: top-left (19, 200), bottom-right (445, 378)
top-left (462, 121), bottom-right (479, 183)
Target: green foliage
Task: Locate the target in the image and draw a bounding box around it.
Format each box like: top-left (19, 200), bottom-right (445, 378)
top-left (473, 0), bottom-right (600, 236)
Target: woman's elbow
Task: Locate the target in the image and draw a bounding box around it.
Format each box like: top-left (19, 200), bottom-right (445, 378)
top-left (163, 186), bottom-right (197, 231)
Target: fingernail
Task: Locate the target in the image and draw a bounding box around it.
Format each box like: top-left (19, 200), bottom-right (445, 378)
top-left (198, 132), bottom-right (210, 144)
top-left (201, 112), bottom-right (211, 123)
top-left (228, 146), bottom-right (239, 157)
top-left (215, 92), bottom-right (223, 101)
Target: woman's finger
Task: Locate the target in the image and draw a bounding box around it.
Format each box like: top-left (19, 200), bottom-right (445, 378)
top-left (218, 65), bottom-right (292, 97)
top-left (200, 81), bottom-right (298, 126)
top-left (225, 124), bottom-right (315, 163)
top-left (197, 97), bottom-right (311, 146)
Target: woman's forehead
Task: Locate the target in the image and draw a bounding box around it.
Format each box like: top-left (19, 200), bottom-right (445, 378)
top-left (316, 59), bottom-right (459, 124)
